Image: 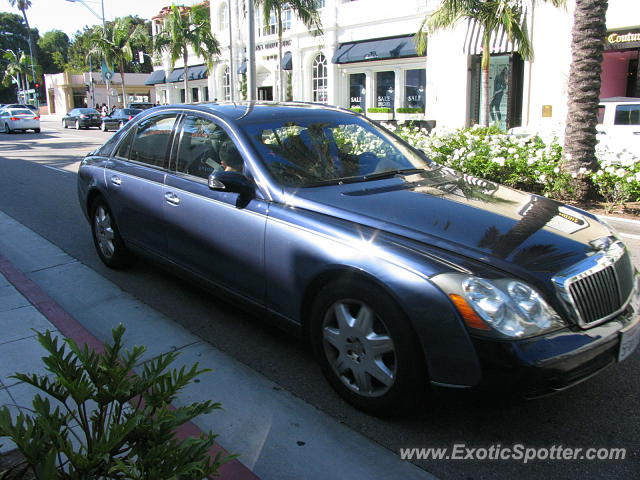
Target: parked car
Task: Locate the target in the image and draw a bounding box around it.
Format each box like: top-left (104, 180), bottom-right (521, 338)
top-left (127, 102), bottom-right (155, 110)
top-left (597, 97), bottom-right (640, 149)
top-left (100, 108), bottom-right (143, 132)
top-left (63, 108), bottom-right (102, 129)
top-left (0, 107), bottom-right (40, 133)
top-left (77, 103), bottom-right (639, 413)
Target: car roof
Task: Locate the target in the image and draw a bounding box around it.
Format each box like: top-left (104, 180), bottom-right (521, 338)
top-left (599, 97), bottom-right (640, 103)
top-left (142, 102), bottom-right (351, 126)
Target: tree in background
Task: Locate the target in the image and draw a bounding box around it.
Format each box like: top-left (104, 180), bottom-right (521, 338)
top-left (38, 30), bottom-right (70, 74)
top-left (416, 0), bottom-right (565, 126)
top-left (89, 16), bottom-right (150, 104)
top-left (254, 0), bottom-right (322, 101)
top-left (562, 0), bottom-right (609, 201)
top-left (154, 3), bottom-right (220, 104)
top-left (0, 12), bottom-right (38, 102)
top-left (1, 49), bottom-right (38, 102)
top-left (8, 0), bottom-right (37, 92)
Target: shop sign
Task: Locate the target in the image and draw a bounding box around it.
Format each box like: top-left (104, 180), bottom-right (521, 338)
top-left (256, 39), bottom-right (291, 51)
top-left (604, 28), bottom-right (640, 50)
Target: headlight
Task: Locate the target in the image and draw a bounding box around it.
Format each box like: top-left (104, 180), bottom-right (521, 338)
top-left (434, 274), bottom-right (565, 338)
top-left (461, 278), bottom-right (563, 337)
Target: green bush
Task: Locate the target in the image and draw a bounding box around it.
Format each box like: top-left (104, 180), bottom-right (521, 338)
top-left (0, 325), bottom-right (233, 479)
top-left (382, 123), bottom-right (640, 207)
top-left (349, 107), bottom-right (363, 113)
top-left (367, 107), bottom-right (392, 114)
top-left (396, 107), bottom-right (423, 114)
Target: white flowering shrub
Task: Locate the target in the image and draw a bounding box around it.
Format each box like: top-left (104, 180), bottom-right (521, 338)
top-left (384, 123), bottom-right (640, 206)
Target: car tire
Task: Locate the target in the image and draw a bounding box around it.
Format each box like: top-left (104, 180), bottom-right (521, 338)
top-left (119, 121), bottom-right (124, 129)
top-left (63, 119), bottom-right (67, 128)
top-left (101, 122), bottom-right (108, 132)
top-left (34, 128), bottom-right (40, 133)
top-left (75, 120), bottom-right (81, 130)
top-left (4, 123), bottom-right (12, 134)
top-left (90, 197), bottom-right (135, 269)
top-left (310, 278), bottom-right (427, 414)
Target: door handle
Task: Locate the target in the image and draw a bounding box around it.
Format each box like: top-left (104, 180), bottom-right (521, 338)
top-left (110, 175), bottom-right (122, 186)
top-left (164, 192), bottom-right (180, 205)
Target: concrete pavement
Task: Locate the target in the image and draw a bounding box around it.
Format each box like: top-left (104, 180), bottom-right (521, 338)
top-left (0, 208), bottom-right (435, 480)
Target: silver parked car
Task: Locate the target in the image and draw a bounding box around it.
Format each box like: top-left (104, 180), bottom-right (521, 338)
top-left (0, 108), bottom-right (40, 133)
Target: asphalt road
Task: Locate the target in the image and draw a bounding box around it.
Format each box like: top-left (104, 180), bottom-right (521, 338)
top-left (1, 120), bottom-right (638, 480)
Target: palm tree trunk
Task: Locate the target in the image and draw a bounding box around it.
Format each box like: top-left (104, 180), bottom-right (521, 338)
top-left (119, 60), bottom-right (127, 108)
top-left (277, 7), bottom-right (283, 102)
top-left (562, 0), bottom-right (609, 201)
top-left (481, 33), bottom-right (491, 126)
top-left (183, 49), bottom-right (190, 103)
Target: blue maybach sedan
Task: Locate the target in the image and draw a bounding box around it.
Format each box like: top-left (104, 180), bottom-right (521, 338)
top-left (77, 102), bottom-right (640, 413)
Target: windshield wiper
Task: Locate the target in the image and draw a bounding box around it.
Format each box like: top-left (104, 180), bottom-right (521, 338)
top-left (301, 168), bottom-right (425, 188)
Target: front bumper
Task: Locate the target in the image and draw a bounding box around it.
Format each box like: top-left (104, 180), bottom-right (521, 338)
top-left (472, 293), bottom-right (640, 398)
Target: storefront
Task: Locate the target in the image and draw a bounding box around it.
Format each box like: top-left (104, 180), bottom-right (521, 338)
top-left (333, 34), bottom-right (426, 117)
top-left (601, 27), bottom-right (640, 98)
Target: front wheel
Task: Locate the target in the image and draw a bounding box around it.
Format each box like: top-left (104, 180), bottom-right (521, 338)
top-left (101, 122), bottom-right (108, 132)
top-left (90, 198), bottom-right (134, 269)
top-left (63, 119), bottom-right (67, 128)
top-left (310, 279), bottom-right (427, 414)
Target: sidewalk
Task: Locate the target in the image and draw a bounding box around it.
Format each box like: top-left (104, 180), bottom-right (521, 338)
top-left (0, 209), bottom-right (435, 480)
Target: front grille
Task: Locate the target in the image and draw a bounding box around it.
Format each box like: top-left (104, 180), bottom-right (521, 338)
top-left (566, 250), bottom-right (634, 327)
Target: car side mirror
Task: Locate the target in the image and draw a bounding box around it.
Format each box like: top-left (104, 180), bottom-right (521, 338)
top-left (208, 170), bottom-right (254, 196)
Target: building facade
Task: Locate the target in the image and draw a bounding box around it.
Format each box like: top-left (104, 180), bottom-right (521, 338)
top-left (146, 0), bottom-right (640, 131)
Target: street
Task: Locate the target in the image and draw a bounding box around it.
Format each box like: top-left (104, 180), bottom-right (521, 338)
top-left (0, 119), bottom-right (638, 480)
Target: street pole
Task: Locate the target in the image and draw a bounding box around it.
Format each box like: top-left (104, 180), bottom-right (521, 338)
top-left (228, 0), bottom-right (235, 102)
top-left (247, 0), bottom-right (256, 101)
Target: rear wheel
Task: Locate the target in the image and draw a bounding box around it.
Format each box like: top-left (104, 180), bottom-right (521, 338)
top-left (33, 128), bottom-right (40, 133)
top-left (4, 123), bottom-right (12, 134)
top-left (75, 120), bottom-right (81, 130)
top-left (90, 197), bottom-right (134, 269)
top-left (101, 122), bottom-right (108, 132)
top-left (310, 279), bottom-right (427, 414)
top-left (63, 119), bottom-right (67, 128)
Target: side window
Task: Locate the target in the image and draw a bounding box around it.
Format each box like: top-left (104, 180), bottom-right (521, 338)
top-left (614, 104), bottom-right (640, 125)
top-left (174, 115), bottom-right (242, 179)
top-left (129, 115), bottom-right (177, 168)
top-left (596, 106), bottom-right (605, 125)
top-left (113, 127), bottom-right (136, 159)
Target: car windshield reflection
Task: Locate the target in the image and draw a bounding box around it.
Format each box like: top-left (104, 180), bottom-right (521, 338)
top-left (242, 117), bottom-right (432, 187)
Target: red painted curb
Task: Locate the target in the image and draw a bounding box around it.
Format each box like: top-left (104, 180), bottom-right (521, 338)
top-left (0, 253), bottom-right (260, 480)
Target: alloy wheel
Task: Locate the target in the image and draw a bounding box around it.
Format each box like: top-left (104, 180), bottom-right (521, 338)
top-left (321, 300), bottom-right (397, 397)
top-left (93, 205), bottom-right (115, 259)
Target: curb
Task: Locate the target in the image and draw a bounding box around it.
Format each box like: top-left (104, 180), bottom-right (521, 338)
top-left (0, 253), bottom-right (260, 480)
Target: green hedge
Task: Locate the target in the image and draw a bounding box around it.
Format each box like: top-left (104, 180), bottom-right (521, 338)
top-left (396, 107), bottom-right (424, 114)
top-left (367, 107), bottom-right (392, 113)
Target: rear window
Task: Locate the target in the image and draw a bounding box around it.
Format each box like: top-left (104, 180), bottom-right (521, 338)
top-left (122, 109), bottom-right (142, 116)
top-left (78, 108), bottom-right (99, 114)
top-left (9, 109), bottom-right (33, 115)
top-left (614, 104), bottom-right (640, 125)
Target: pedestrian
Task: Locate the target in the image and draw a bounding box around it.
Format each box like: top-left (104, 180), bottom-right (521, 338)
top-left (101, 103), bottom-right (108, 117)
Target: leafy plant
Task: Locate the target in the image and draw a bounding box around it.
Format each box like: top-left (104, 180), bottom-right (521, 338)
top-left (349, 107), bottom-right (363, 113)
top-left (0, 325), bottom-right (232, 479)
top-left (367, 107), bottom-right (392, 114)
top-left (396, 107), bottom-right (423, 114)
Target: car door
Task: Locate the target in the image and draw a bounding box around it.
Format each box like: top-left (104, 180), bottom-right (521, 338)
top-left (104, 113), bottom-right (178, 256)
top-left (163, 113), bottom-right (268, 304)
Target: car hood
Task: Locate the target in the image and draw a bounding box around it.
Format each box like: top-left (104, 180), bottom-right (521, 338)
top-left (287, 167), bottom-right (613, 284)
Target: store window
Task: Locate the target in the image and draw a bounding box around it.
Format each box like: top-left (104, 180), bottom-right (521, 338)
top-left (180, 88), bottom-right (186, 103)
top-left (312, 54), bottom-right (328, 103)
top-left (469, 54), bottom-right (524, 130)
top-left (256, 6), bottom-right (291, 37)
top-left (203, 86), bottom-right (209, 102)
top-left (349, 73), bottom-right (366, 110)
top-left (192, 87), bottom-right (199, 103)
top-left (376, 71), bottom-right (395, 110)
top-left (223, 66), bottom-right (231, 100)
top-left (405, 69), bottom-right (425, 111)
top-left (219, 3), bottom-right (229, 30)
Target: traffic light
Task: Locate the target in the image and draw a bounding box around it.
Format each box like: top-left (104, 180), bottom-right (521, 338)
top-left (35, 82), bottom-right (39, 89)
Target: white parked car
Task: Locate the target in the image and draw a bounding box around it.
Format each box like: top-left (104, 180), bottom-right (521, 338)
top-left (597, 97), bottom-right (640, 149)
top-left (0, 107), bottom-right (41, 133)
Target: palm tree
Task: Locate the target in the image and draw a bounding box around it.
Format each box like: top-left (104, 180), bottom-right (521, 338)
top-left (90, 17), bottom-right (150, 107)
top-left (562, 0), bottom-right (609, 202)
top-left (8, 0), bottom-right (36, 96)
top-left (154, 3), bottom-right (220, 104)
top-left (1, 49), bottom-right (37, 101)
top-left (416, 0), bottom-right (565, 126)
top-left (255, 0), bottom-right (322, 101)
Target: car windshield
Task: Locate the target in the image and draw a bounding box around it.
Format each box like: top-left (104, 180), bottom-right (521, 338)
top-left (242, 114), bottom-right (432, 187)
top-left (78, 109), bottom-right (99, 114)
top-left (122, 109), bottom-right (142, 116)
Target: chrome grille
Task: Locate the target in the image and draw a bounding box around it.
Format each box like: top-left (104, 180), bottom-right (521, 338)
top-left (554, 241), bottom-right (635, 328)
top-left (568, 263), bottom-right (621, 325)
